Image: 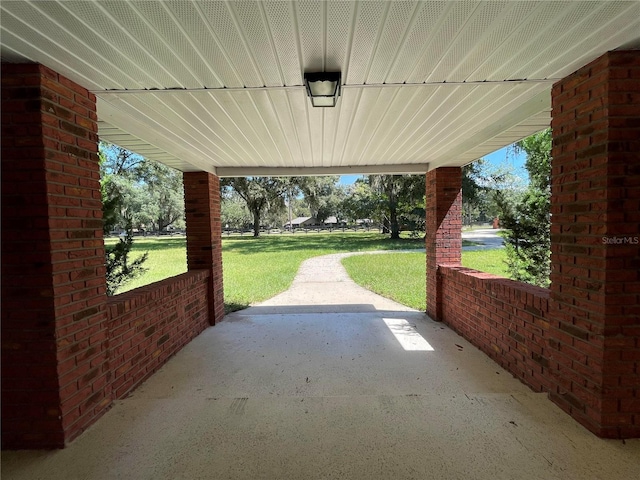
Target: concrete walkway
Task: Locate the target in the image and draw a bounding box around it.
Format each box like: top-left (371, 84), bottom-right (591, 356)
top-left (3, 254), bottom-right (639, 479)
top-left (462, 228), bottom-right (505, 251)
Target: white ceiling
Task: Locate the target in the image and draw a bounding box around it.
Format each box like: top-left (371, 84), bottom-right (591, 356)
top-left (2, 1), bottom-right (639, 175)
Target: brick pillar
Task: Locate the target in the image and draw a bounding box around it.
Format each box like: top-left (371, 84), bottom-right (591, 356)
top-left (183, 172), bottom-right (224, 324)
top-left (426, 167), bottom-right (462, 321)
top-left (549, 50), bottom-right (640, 438)
top-left (1, 64), bottom-right (110, 448)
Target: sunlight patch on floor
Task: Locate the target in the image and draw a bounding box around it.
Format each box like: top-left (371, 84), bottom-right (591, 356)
top-left (383, 318), bottom-right (434, 351)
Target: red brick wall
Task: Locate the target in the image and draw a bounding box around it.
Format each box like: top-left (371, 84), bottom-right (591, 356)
top-left (426, 168), bottom-right (462, 321)
top-left (2, 64), bottom-right (219, 449)
top-left (107, 272), bottom-right (210, 399)
top-left (2, 64), bottom-right (110, 448)
top-left (184, 172), bottom-right (225, 323)
top-left (550, 50), bottom-right (639, 438)
top-left (441, 267), bottom-right (552, 393)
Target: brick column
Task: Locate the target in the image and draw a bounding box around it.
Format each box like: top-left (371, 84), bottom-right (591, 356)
top-left (426, 167), bottom-right (462, 321)
top-left (183, 172), bottom-right (224, 324)
top-left (1, 64), bottom-right (110, 448)
top-left (549, 50), bottom-right (639, 438)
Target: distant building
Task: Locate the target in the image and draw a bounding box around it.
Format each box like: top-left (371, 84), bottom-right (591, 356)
top-left (283, 216), bottom-right (321, 228)
top-left (324, 216), bottom-right (346, 227)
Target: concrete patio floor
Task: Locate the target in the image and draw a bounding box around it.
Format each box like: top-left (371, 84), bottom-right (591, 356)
top-left (2, 253), bottom-right (639, 479)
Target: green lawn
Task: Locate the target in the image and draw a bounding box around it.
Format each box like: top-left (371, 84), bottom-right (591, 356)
top-left (110, 232), bottom-right (426, 310)
top-left (108, 233), bottom-right (505, 312)
top-left (341, 249), bottom-right (508, 311)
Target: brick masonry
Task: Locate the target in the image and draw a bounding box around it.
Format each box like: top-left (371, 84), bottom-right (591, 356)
top-left (440, 267), bottom-right (552, 393)
top-left (1, 64), bottom-right (110, 448)
top-left (107, 272), bottom-right (210, 399)
top-left (2, 65), bottom-right (221, 449)
top-left (549, 50), bottom-right (640, 438)
top-left (425, 167), bottom-right (462, 321)
top-left (184, 172), bottom-right (225, 324)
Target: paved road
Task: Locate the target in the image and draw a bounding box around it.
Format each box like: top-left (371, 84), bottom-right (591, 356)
top-left (462, 228), bottom-right (504, 251)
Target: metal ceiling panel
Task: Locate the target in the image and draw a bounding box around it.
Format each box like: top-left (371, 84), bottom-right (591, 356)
top-left (1, 0), bottom-right (639, 174)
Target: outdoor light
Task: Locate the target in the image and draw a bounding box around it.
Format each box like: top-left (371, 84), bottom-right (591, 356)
top-left (303, 72), bottom-right (341, 107)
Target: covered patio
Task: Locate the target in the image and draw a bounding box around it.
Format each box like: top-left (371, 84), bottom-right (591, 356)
top-left (2, 0), bottom-right (639, 462)
top-left (3, 253), bottom-right (639, 478)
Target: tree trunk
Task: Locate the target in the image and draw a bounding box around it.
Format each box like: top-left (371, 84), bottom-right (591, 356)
top-left (252, 210), bottom-right (260, 237)
top-left (389, 202), bottom-right (400, 239)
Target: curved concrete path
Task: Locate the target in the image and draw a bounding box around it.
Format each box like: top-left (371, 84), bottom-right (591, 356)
top-left (248, 251), bottom-right (417, 314)
top-left (3, 252), bottom-right (639, 480)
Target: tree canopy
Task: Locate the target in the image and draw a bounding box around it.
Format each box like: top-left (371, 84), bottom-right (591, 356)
top-left (495, 129), bottom-right (551, 287)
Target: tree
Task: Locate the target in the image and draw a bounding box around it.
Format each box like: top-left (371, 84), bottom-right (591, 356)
top-left (221, 177), bottom-right (285, 236)
top-left (221, 191), bottom-right (252, 231)
top-left (297, 176), bottom-right (344, 223)
top-left (99, 141), bottom-right (185, 233)
top-left (495, 129), bottom-right (551, 287)
top-left (135, 160), bottom-right (185, 232)
top-left (100, 145), bottom-right (148, 295)
top-left (462, 159), bottom-right (488, 225)
top-left (367, 175), bottom-right (425, 239)
top-left (341, 180), bottom-right (378, 224)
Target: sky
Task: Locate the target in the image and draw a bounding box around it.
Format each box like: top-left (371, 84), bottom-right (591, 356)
top-left (338, 144), bottom-right (528, 186)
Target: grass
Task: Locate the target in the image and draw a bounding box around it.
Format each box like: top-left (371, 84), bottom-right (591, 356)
top-left (106, 237), bottom-right (188, 292)
top-left (341, 249), bottom-right (508, 311)
top-left (110, 232), bottom-right (426, 310)
top-left (343, 253), bottom-right (427, 311)
top-left (108, 233), bottom-right (505, 312)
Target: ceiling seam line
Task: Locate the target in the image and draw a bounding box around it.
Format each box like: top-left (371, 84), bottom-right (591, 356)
top-left (376, 84), bottom-right (462, 162)
top-left (90, 1), bottom-right (185, 87)
top-left (381, 1), bottom-right (422, 82)
top-left (542, 2), bottom-right (640, 80)
top-left (30, 0), bottom-right (145, 89)
top-left (205, 94), bottom-right (269, 164)
top-left (422, 1), bottom-right (485, 83)
top-left (430, 86), bottom-right (548, 160)
top-left (291, 1), bottom-right (305, 85)
top-left (404, 84), bottom-right (503, 160)
top-left (126, 1), bottom-right (203, 88)
top-left (125, 93), bottom-right (223, 164)
top-left (427, 84), bottom-right (549, 160)
top-left (98, 97), bottom-right (213, 171)
top-left (226, 2), bottom-right (266, 87)
top-left (258, 1), bottom-right (286, 86)
top-left (281, 90), bottom-right (306, 167)
top-left (403, 1), bottom-right (455, 82)
top-left (365, 86), bottom-right (428, 162)
top-left (90, 78), bottom-right (560, 94)
top-left (160, 1), bottom-right (225, 87)
top-left (337, 88), bottom-right (364, 167)
top-left (361, 1), bottom-right (391, 83)
top-left (182, 92), bottom-right (246, 167)
top-left (0, 26), bottom-right (103, 91)
top-left (462, 1), bottom-right (545, 81)
top-left (341, 0), bottom-right (360, 83)
top-left (192, 2), bottom-right (244, 87)
top-left (357, 87), bottom-right (403, 164)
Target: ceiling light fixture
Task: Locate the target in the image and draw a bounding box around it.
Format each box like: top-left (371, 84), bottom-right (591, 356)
top-left (303, 72), bottom-right (341, 107)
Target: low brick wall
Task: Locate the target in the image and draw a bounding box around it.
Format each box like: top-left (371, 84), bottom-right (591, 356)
top-left (439, 265), bottom-right (551, 393)
top-left (106, 271), bottom-right (210, 399)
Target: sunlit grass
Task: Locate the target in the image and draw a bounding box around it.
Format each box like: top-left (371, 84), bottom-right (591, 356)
top-left (461, 249), bottom-right (509, 277)
top-left (108, 232), bottom-right (426, 311)
top-left (105, 237), bottom-right (188, 293)
top-left (107, 233), bottom-right (502, 313)
top-left (342, 249), bottom-right (508, 311)
top-left (343, 253), bottom-right (427, 310)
